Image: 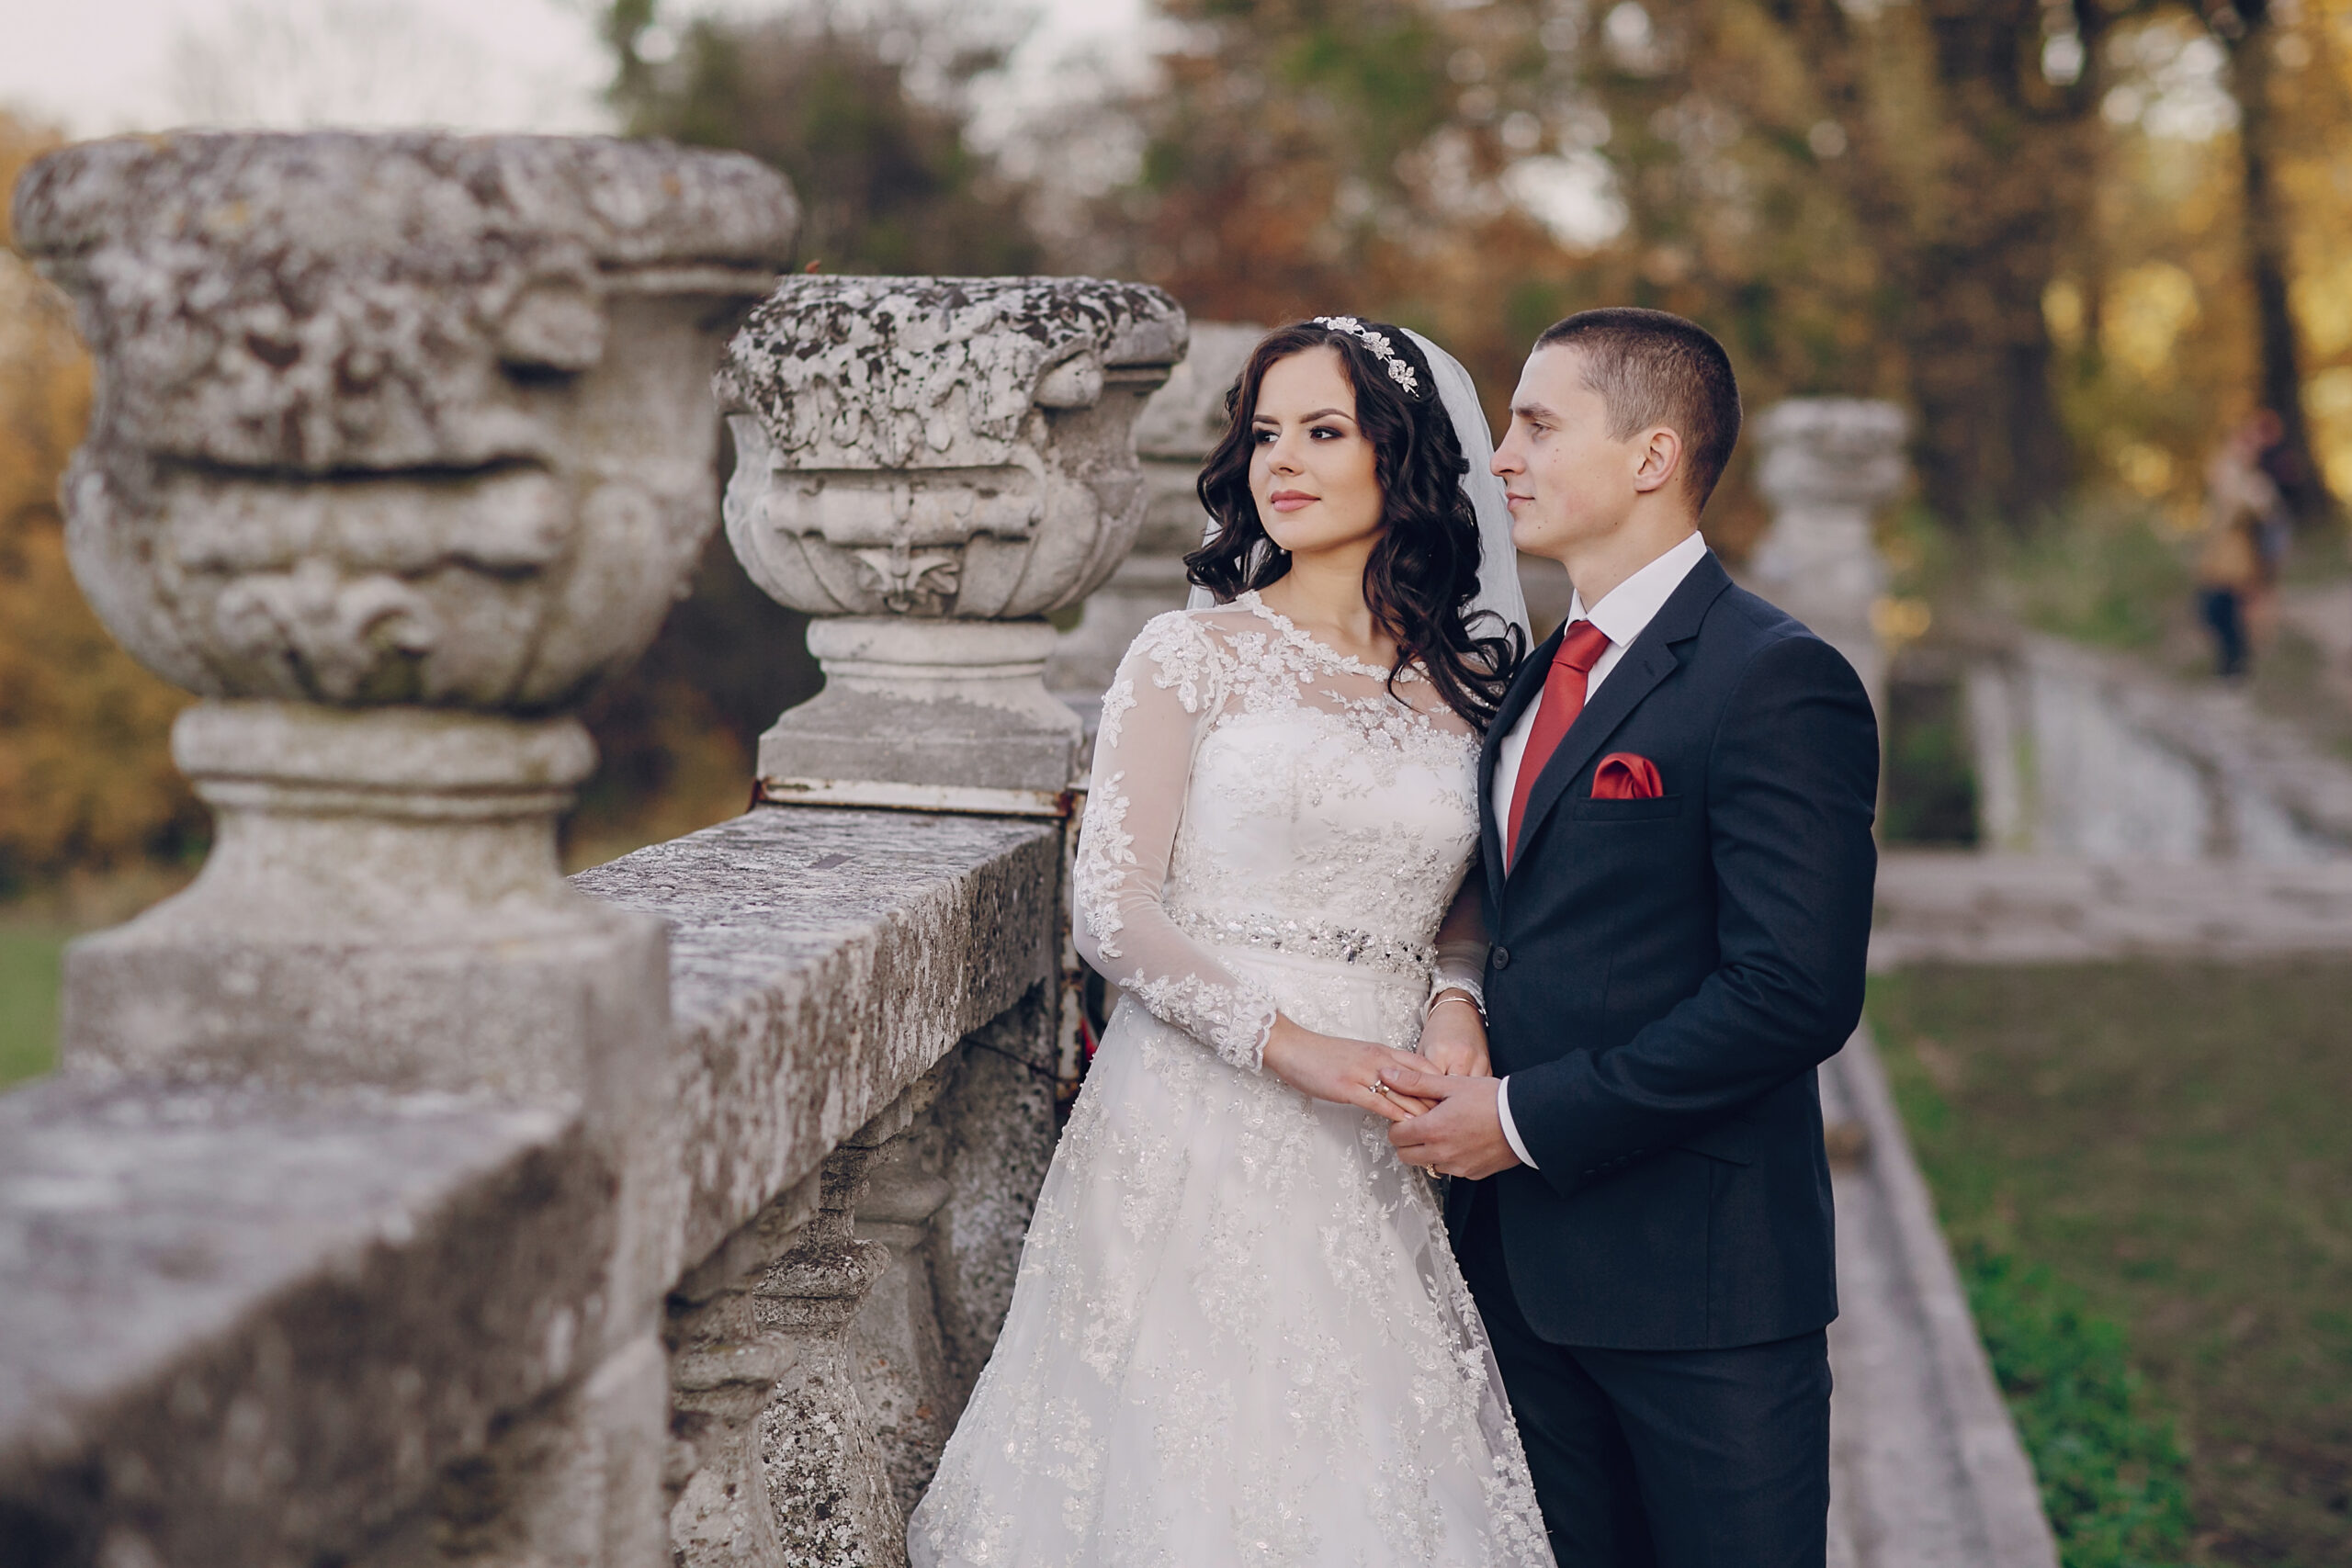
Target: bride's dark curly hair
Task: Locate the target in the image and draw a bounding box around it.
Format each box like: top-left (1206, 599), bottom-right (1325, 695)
top-left (1186, 319), bottom-right (1525, 729)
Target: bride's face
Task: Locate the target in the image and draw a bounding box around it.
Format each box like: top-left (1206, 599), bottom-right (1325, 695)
top-left (1249, 346), bottom-right (1386, 558)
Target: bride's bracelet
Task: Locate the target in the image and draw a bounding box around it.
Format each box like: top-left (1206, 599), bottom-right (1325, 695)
top-left (1425, 990), bottom-right (1486, 1024)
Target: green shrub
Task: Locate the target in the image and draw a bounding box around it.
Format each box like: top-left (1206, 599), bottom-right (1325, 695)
top-left (1882, 674), bottom-right (1981, 846)
top-left (1961, 1246), bottom-right (2193, 1568)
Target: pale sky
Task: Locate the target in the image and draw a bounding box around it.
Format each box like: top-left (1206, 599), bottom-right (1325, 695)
top-left (0, 0), bottom-right (1148, 141)
top-left (0, 0), bottom-right (1626, 254)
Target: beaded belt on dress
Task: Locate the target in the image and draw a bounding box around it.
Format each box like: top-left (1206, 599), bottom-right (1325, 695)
top-left (1170, 908), bottom-right (1435, 979)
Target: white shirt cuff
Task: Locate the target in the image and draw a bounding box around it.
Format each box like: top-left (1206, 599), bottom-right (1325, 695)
top-left (1496, 1076), bottom-right (1537, 1170)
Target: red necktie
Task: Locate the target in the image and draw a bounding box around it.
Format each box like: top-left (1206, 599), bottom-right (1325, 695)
top-left (1507, 619), bottom-right (1613, 868)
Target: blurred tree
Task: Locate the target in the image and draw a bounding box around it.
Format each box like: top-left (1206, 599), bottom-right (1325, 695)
top-left (1668, 0), bottom-right (2129, 532)
top-left (1095, 0), bottom-right (2347, 542)
top-left (1096, 2), bottom-right (1599, 406)
top-left (1080, 0), bottom-right (1793, 547)
top-left (0, 115), bottom-right (204, 894)
top-left (570, 0), bottom-right (1050, 859)
top-left (604, 0), bottom-right (1041, 275)
top-left (2199, 0), bottom-right (2338, 527)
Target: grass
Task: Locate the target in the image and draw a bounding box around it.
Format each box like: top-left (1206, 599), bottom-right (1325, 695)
top-left (1994, 501), bottom-right (2195, 652)
top-left (0, 922), bottom-right (67, 1088)
top-left (1870, 963), bottom-right (2352, 1566)
top-left (1962, 1245), bottom-right (2194, 1566)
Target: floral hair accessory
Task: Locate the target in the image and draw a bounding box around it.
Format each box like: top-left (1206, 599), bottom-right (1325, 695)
top-left (1313, 315), bottom-right (1427, 400)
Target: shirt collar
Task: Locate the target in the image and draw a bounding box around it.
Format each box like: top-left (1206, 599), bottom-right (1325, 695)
top-left (1565, 530), bottom-right (1711, 649)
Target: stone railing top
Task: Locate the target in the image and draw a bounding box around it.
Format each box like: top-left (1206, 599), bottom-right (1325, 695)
top-left (0, 1079), bottom-right (590, 1475)
top-left (716, 276), bottom-right (1187, 471)
top-left (568, 806), bottom-right (1060, 1279)
top-left (13, 131), bottom-right (798, 474)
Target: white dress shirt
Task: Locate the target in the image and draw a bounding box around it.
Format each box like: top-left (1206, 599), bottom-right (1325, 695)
top-left (1491, 530), bottom-right (1711, 1169)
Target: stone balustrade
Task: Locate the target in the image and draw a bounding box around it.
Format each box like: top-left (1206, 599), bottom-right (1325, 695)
top-left (0, 130), bottom-right (1170, 1568)
top-left (1, 807), bottom-right (1061, 1568)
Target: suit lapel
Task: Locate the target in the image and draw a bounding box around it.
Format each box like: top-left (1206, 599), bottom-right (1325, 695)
top-left (1506, 553), bottom-right (1735, 880)
top-left (1481, 622), bottom-right (1560, 908)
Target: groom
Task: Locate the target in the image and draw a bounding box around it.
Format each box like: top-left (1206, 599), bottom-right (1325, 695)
top-left (1385, 308), bottom-right (1879, 1567)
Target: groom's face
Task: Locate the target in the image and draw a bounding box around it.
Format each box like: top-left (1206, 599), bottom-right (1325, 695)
top-left (1493, 345), bottom-right (1645, 561)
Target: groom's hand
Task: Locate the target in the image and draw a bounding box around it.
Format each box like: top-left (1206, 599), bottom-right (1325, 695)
top-left (1380, 1066), bottom-right (1521, 1179)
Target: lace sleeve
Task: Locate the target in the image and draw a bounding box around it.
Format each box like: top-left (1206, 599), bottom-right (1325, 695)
top-left (1072, 613), bottom-right (1280, 1071)
top-left (1429, 876), bottom-right (1487, 1014)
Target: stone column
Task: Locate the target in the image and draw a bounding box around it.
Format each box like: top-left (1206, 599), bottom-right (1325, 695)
top-left (664, 1174), bottom-right (826, 1568)
top-left (717, 276), bottom-right (1187, 804)
top-left (1044, 321), bottom-right (1262, 708)
top-left (14, 130), bottom-right (797, 1568)
top-left (1749, 400), bottom-right (1908, 1169)
top-left (1748, 399), bottom-right (1910, 719)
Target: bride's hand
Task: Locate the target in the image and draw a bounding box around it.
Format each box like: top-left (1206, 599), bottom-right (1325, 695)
top-left (1415, 990), bottom-right (1490, 1077)
top-left (1261, 1016), bottom-right (1438, 1122)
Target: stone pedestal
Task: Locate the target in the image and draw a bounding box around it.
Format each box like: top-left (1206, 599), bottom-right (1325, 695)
top-left (757, 618), bottom-right (1079, 806)
top-left (1748, 399), bottom-right (1909, 718)
top-left (1045, 321), bottom-right (1261, 702)
top-left (718, 276), bottom-right (1186, 796)
top-left (67, 702), bottom-right (666, 1101)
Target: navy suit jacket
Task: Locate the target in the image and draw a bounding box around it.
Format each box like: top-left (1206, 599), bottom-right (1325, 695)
top-left (1455, 550), bottom-right (1879, 1350)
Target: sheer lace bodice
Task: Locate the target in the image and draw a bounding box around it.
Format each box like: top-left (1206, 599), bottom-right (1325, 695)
top-left (1072, 593), bottom-right (1489, 1069)
top-left (909, 595), bottom-right (1552, 1568)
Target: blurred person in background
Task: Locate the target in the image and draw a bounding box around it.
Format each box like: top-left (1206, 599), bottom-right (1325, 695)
top-left (2197, 414), bottom-right (2290, 681)
top-left (2245, 409), bottom-right (2297, 646)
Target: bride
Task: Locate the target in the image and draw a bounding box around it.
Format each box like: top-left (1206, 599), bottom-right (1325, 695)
top-left (907, 318), bottom-right (1553, 1567)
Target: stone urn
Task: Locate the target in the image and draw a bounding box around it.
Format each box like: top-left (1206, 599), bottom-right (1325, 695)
top-left (1749, 398), bottom-right (1910, 717)
top-left (14, 131), bottom-right (798, 1093)
top-left (718, 276), bottom-right (1187, 803)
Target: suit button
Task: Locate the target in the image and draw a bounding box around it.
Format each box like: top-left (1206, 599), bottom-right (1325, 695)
top-left (1491, 946), bottom-right (1510, 970)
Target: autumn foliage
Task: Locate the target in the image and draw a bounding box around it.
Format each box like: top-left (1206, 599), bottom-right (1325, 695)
top-left (0, 114), bottom-right (203, 892)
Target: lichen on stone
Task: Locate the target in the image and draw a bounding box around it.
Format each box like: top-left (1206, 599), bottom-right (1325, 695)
top-left (716, 276), bottom-right (1186, 471)
top-left (15, 131), bottom-right (797, 474)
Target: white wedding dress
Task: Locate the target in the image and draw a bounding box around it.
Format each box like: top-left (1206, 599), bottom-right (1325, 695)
top-left (907, 594), bottom-right (1555, 1568)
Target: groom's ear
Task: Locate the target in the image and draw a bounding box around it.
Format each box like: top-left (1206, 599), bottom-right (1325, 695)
top-left (1630, 425), bottom-right (1685, 495)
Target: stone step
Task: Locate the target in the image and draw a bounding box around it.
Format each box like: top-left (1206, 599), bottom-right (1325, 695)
top-left (1871, 850), bottom-right (2352, 966)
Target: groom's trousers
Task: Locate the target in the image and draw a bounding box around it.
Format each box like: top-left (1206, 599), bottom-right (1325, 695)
top-left (1457, 1184), bottom-right (1831, 1568)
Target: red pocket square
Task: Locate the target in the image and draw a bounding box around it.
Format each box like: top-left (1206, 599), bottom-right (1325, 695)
top-left (1592, 753), bottom-right (1663, 800)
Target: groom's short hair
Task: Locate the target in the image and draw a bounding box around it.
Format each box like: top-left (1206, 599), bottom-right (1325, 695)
top-left (1535, 309), bottom-right (1741, 509)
